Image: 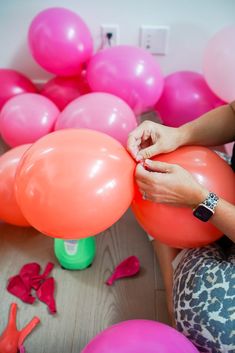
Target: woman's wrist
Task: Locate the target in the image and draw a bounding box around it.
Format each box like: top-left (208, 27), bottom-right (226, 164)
top-left (190, 186), bottom-right (209, 209)
top-left (176, 124), bottom-right (193, 147)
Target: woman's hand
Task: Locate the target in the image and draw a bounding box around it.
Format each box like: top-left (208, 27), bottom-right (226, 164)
top-left (127, 120), bottom-right (183, 161)
top-left (136, 159), bottom-right (208, 208)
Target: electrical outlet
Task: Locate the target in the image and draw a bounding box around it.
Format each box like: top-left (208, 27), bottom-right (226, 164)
top-left (140, 25), bottom-right (170, 55)
top-left (101, 24), bottom-right (119, 47)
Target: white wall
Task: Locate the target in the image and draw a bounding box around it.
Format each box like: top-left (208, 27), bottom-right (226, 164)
top-left (0, 0), bottom-right (234, 81)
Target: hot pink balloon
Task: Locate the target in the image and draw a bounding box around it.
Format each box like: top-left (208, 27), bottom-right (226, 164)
top-left (82, 320), bottom-right (200, 353)
top-left (28, 7), bottom-right (93, 76)
top-left (0, 93), bottom-right (59, 147)
top-left (155, 71), bottom-right (225, 127)
top-left (41, 73), bottom-right (90, 110)
top-left (0, 69), bottom-right (37, 111)
top-left (87, 46), bottom-right (164, 115)
top-left (55, 93), bottom-right (137, 145)
top-left (203, 26), bottom-right (235, 102)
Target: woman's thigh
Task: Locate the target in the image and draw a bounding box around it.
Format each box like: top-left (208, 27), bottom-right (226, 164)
top-left (173, 244), bottom-right (235, 353)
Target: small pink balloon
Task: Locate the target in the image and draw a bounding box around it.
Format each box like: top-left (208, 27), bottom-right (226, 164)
top-left (105, 256), bottom-right (140, 285)
top-left (55, 93), bottom-right (137, 146)
top-left (155, 71), bottom-right (225, 127)
top-left (203, 26), bottom-right (235, 102)
top-left (0, 69), bottom-right (37, 111)
top-left (81, 320), bottom-right (200, 353)
top-left (28, 7), bottom-right (93, 76)
top-left (0, 93), bottom-right (59, 147)
top-left (41, 74), bottom-right (90, 110)
top-left (87, 45), bottom-right (164, 115)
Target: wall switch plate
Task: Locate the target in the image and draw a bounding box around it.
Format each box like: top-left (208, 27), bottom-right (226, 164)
top-left (140, 25), bottom-right (170, 54)
top-left (101, 24), bottom-right (119, 47)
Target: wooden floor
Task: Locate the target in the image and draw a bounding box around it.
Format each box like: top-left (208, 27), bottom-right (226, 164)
top-left (0, 132), bottom-right (169, 353)
top-left (0, 211), bottom-right (170, 352)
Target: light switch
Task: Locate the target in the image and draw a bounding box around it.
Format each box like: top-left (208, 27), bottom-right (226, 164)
top-left (140, 25), bottom-right (170, 55)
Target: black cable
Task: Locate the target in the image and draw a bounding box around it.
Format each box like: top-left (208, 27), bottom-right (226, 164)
top-left (106, 32), bottom-right (113, 46)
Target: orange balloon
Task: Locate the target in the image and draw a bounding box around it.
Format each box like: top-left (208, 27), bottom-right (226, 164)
top-left (132, 146), bottom-right (235, 248)
top-left (15, 129), bottom-right (135, 239)
top-left (0, 144), bottom-right (31, 226)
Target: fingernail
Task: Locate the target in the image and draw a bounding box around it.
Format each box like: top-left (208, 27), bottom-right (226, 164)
top-left (145, 159), bottom-right (151, 165)
top-left (136, 154), bottom-right (142, 162)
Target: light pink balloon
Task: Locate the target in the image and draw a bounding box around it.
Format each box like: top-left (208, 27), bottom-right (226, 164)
top-left (28, 7), bottom-right (93, 76)
top-left (82, 320), bottom-right (200, 353)
top-left (155, 71), bottom-right (225, 127)
top-left (55, 92), bottom-right (137, 146)
top-left (203, 26), bottom-right (235, 102)
top-left (0, 93), bottom-right (59, 147)
top-left (224, 142), bottom-right (234, 156)
top-left (87, 46), bottom-right (164, 115)
top-left (0, 69), bottom-right (37, 111)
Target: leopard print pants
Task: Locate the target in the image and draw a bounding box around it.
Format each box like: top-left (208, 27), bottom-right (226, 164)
top-left (173, 243), bottom-right (235, 353)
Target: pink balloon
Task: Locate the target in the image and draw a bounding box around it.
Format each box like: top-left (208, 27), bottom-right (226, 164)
top-left (203, 26), bottom-right (235, 102)
top-left (0, 69), bottom-right (37, 111)
top-left (28, 7), bottom-right (93, 76)
top-left (224, 142), bottom-right (234, 156)
top-left (87, 46), bottom-right (164, 115)
top-left (41, 73), bottom-right (91, 110)
top-left (155, 71), bottom-right (225, 127)
top-left (55, 93), bottom-right (137, 145)
top-left (82, 320), bottom-right (200, 353)
top-left (0, 93), bottom-right (59, 147)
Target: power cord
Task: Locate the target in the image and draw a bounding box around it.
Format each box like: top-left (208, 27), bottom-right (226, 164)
top-left (98, 31), bottom-right (114, 51)
top-left (106, 32), bottom-right (113, 46)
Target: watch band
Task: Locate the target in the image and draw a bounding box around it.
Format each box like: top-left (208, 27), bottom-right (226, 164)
top-left (201, 192), bottom-right (219, 211)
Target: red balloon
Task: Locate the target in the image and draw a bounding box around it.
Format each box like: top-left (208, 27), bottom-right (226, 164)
top-left (15, 129), bottom-right (135, 239)
top-left (41, 74), bottom-right (90, 110)
top-left (0, 144), bottom-right (31, 226)
top-left (0, 69), bottom-right (37, 111)
top-left (132, 146), bottom-right (235, 248)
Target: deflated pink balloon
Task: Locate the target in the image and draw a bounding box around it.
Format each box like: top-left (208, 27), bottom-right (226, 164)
top-left (0, 69), bottom-right (37, 111)
top-left (41, 74), bottom-right (90, 111)
top-left (87, 46), bottom-right (164, 115)
top-left (0, 93), bottom-right (59, 147)
top-left (105, 256), bottom-right (140, 285)
top-left (55, 93), bottom-right (137, 145)
top-left (28, 7), bottom-right (93, 76)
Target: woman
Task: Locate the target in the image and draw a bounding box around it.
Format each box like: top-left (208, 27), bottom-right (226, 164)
top-left (127, 102), bottom-right (235, 353)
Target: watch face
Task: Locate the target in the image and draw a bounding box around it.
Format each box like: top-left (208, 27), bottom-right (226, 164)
top-left (193, 205), bottom-right (213, 222)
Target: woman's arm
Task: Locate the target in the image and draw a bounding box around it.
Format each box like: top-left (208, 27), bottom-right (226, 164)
top-left (178, 102), bottom-right (235, 147)
top-left (127, 102), bottom-right (235, 161)
top-left (136, 160), bottom-right (235, 242)
top-left (210, 198), bottom-right (235, 241)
